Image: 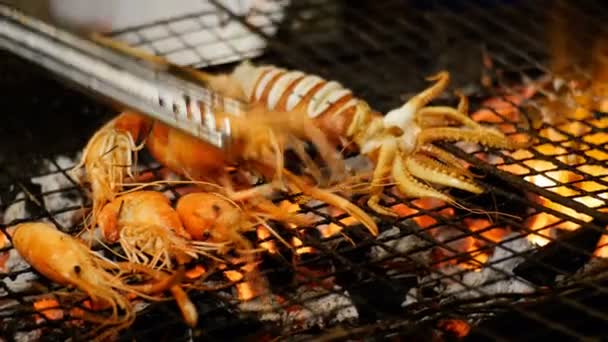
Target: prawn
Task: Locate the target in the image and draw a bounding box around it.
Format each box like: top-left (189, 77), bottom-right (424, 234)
top-left (11, 222), bottom-right (184, 340)
top-left (97, 190), bottom-right (225, 270)
top-left (71, 112), bottom-right (149, 226)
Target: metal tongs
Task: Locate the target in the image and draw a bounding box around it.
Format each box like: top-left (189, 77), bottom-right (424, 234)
top-left (0, 3), bottom-right (244, 151)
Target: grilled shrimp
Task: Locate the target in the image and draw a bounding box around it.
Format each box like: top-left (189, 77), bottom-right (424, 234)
top-left (175, 191), bottom-right (300, 300)
top-left (89, 34), bottom-right (379, 236)
top-left (97, 190), bottom-right (224, 270)
top-left (199, 61), bottom-right (521, 216)
top-left (71, 112), bottom-right (149, 225)
top-left (175, 191), bottom-right (305, 249)
top-left (11, 222), bottom-right (185, 339)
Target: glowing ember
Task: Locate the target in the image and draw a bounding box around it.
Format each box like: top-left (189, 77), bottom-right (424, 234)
top-left (224, 261), bottom-right (261, 301)
top-left (257, 225), bottom-right (278, 254)
top-left (392, 199), bottom-right (453, 229)
top-left (33, 298), bottom-right (63, 323)
top-left (291, 236), bottom-right (315, 255)
top-left (438, 319), bottom-right (471, 338)
top-left (484, 81), bottom-right (608, 255)
top-left (185, 265), bottom-right (207, 280)
top-left (320, 215), bottom-right (358, 238)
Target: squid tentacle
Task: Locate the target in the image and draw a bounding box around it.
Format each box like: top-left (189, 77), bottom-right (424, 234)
top-left (406, 155), bottom-right (484, 194)
top-left (392, 156), bottom-right (454, 202)
top-left (367, 139), bottom-right (399, 217)
top-left (417, 145), bottom-right (475, 178)
top-left (416, 106), bottom-right (483, 129)
top-left (417, 127), bottom-right (514, 149)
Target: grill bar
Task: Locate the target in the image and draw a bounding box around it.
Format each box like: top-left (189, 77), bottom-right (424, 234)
top-left (2, 1), bottom-right (608, 341)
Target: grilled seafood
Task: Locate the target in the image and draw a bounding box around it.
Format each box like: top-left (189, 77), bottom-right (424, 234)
top-left (89, 34), bottom-right (379, 236)
top-left (198, 62), bottom-right (519, 216)
top-left (11, 222), bottom-right (186, 339)
top-left (176, 191), bottom-right (294, 300)
top-left (97, 190), bottom-right (224, 269)
top-left (175, 191), bottom-right (302, 251)
top-left (141, 117), bottom-right (377, 236)
top-left (71, 112), bottom-right (148, 224)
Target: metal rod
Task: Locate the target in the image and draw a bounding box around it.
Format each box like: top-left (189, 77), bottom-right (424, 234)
top-left (0, 3), bottom-right (236, 150)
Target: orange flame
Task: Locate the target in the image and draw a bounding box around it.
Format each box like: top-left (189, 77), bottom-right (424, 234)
top-left (482, 78), bottom-right (608, 256)
top-left (438, 319), bottom-right (471, 338)
top-left (185, 265), bottom-right (207, 280)
top-left (257, 225), bottom-right (278, 254)
top-left (33, 298), bottom-right (63, 323)
top-left (223, 260), bottom-right (261, 302)
top-left (292, 236), bottom-right (315, 255)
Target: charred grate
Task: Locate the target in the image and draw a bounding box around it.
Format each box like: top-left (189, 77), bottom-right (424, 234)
top-left (2, 0), bottom-right (608, 341)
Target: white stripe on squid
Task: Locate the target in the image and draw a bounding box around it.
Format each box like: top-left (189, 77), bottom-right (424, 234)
top-left (254, 68), bottom-right (285, 102)
top-left (309, 88), bottom-right (352, 118)
top-left (307, 81), bottom-right (343, 118)
top-left (267, 71), bottom-right (304, 110)
top-left (285, 75), bottom-right (324, 111)
top-left (332, 98), bottom-right (359, 118)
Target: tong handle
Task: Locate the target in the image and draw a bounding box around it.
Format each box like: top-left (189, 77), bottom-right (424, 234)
top-left (0, 3), bottom-right (234, 150)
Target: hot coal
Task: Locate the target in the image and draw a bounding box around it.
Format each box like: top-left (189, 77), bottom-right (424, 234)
top-left (404, 233), bottom-right (534, 307)
top-left (513, 218), bottom-right (607, 286)
top-left (464, 280), bottom-right (608, 342)
top-left (257, 221), bottom-right (298, 291)
top-left (331, 223), bottom-right (419, 322)
top-left (120, 291), bottom-right (269, 342)
top-left (449, 166), bottom-right (528, 226)
top-left (260, 251), bottom-right (295, 291)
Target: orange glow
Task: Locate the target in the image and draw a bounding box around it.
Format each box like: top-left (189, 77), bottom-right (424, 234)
top-left (320, 215), bottom-right (358, 238)
top-left (464, 218), bottom-right (509, 243)
top-left (292, 236), bottom-right (315, 255)
top-left (484, 79), bottom-right (608, 254)
top-left (438, 319), bottom-right (471, 338)
top-left (185, 265), bottom-right (207, 280)
top-left (596, 235), bottom-right (608, 258)
top-left (257, 225), bottom-right (278, 254)
top-left (33, 298), bottom-right (63, 323)
top-left (224, 261), bottom-right (260, 302)
top-left (392, 198), bottom-right (453, 229)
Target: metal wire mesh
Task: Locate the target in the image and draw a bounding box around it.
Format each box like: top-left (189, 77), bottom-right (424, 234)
top-left (2, 0), bottom-right (608, 341)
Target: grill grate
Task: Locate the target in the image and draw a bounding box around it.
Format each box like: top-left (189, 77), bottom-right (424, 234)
top-left (2, 0), bottom-right (608, 341)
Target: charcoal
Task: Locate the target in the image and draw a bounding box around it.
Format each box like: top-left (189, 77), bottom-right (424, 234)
top-left (464, 280), bottom-right (608, 342)
top-left (449, 166), bottom-right (528, 225)
top-left (330, 224), bottom-right (417, 322)
top-left (2, 180), bottom-right (47, 221)
top-left (513, 218), bottom-right (607, 286)
top-left (119, 293), bottom-right (270, 342)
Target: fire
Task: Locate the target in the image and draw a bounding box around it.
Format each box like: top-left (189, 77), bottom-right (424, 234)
top-left (320, 214), bottom-right (358, 238)
top-left (185, 265), bottom-right (207, 280)
top-left (224, 269), bottom-right (257, 301)
top-left (438, 319), bottom-right (471, 338)
top-left (392, 198), bottom-right (453, 229)
top-left (291, 236), bottom-right (315, 255)
top-left (257, 225), bottom-right (278, 254)
top-left (33, 298), bottom-right (63, 323)
top-left (483, 73), bottom-right (608, 255)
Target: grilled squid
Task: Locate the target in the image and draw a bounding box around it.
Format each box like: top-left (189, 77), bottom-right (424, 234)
top-left (10, 222), bottom-right (188, 339)
top-left (199, 61), bottom-right (520, 216)
top-left (85, 35), bottom-right (380, 236)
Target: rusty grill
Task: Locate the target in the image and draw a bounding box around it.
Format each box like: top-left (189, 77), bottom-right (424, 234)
top-left (2, 0), bottom-right (608, 341)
